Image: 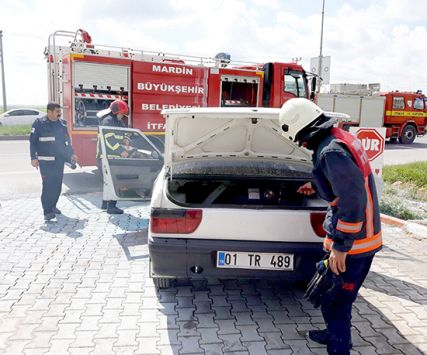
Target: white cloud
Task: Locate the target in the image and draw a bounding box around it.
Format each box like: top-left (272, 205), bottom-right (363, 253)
top-left (0, 0), bottom-right (426, 105)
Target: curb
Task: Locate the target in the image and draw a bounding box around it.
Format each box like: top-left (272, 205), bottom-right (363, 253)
top-left (380, 214), bottom-right (405, 227)
top-left (0, 135), bottom-right (28, 141)
top-left (381, 213), bottom-right (427, 239)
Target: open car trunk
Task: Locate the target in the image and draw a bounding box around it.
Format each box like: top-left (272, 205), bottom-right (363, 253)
top-left (166, 160), bottom-right (327, 210)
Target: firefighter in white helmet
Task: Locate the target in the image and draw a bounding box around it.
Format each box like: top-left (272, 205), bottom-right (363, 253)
top-left (280, 98), bottom-right (382, 355)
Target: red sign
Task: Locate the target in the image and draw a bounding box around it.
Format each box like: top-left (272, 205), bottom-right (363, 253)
top-left (356, 129), bottom-right (385, 161)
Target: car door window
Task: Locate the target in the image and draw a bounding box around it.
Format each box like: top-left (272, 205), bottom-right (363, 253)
top-left (284, 70), bottom-right (307, 98)
top-left (414, 98), bottom-right (424, 110)
top-left (8, 110), bottom-right (24, 116)
top-left (24, 110), bottom-right (40, 115)
top-left (99, 127), bottom-right (163, 200)
top-left (393, 97), bottom-right (405, 109)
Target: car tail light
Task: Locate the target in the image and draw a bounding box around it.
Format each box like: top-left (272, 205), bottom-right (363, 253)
top-left (150, 208), bottom-right (203, 234)
top-left (310, 212), bottom-right (327, 237)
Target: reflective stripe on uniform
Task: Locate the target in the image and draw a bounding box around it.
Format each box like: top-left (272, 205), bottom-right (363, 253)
top-left (336, 219), bottom-right (363, 233)
top-left (323, 175), bottom-right (381, 255)
top-left (323, 232), bottom-right (382, 255)
top-left (38, 156), bottom-right (55, 161)
top-left (39, 137), bottom-right (55, 142)
top-left (365, 179), bottom-right (374, 238)
top-left (104, 132), bottom-right (121, 151)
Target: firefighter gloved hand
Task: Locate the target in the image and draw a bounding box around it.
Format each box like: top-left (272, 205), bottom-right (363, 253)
top-left (304, 258), bottom-right (343, 308)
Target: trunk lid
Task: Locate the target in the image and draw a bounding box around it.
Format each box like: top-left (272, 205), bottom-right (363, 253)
top-left (161, 107), bottom-right (312, 169)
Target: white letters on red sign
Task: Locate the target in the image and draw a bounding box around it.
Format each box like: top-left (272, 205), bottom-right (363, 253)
top-left (152, 65), bottom-right (193, 75)
top-left (142, 103), bottom-right (201, 111)
top-left (147, 122), bottom-right (166, 130)
top-left (137, 82), bottom-right (204, 94)
top-left (361, 138), bottom-right (380, 151)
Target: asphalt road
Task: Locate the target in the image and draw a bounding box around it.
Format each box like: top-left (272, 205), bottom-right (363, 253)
top-left (0, 140), bottom-right (102, 200)
top-left (0, 135), bottom-right (426, 200)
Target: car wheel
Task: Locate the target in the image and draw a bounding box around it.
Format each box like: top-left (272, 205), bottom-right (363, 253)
top-left (153, 277), bottom-right (174, 289)
top-left (399, 125), bottom-right (416, 144)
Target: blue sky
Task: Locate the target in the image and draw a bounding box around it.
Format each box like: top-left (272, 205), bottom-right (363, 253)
top-left (0, 0), bottom-right (426, 105)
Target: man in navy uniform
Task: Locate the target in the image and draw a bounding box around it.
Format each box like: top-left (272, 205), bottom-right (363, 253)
top-left (30, 103), bottom-right (77, 221)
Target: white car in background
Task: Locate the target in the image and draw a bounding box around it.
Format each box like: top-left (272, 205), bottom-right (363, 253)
top-left (99, 107), bottom-right (329, 289)
top-left (0, 108), bottom-right (44, 126)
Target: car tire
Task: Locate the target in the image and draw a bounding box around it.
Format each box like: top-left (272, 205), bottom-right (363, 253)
top-left (153, 277), bottom-right (174, 289)
top-left (399, 125), bottom-right (416, 144)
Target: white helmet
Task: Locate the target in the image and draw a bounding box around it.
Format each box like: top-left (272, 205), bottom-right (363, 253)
top-left (279, 98), bottom-right (324, 141)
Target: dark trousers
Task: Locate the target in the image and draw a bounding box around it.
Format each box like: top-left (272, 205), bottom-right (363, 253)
top-left (321, 254), bottom-right (374, 355)
top-left (39, 160), bottom-right (64, 215)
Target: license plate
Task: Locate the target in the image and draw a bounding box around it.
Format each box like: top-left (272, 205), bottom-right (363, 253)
top-left (216, 251), bottom-right (294, 271)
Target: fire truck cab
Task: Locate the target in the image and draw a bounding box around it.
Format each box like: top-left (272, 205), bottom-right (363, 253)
top-left (46, 29), bottom-right (311, 166)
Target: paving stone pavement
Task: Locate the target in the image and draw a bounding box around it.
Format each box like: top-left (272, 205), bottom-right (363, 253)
top-left (0, 193), bottom-right (426, 355)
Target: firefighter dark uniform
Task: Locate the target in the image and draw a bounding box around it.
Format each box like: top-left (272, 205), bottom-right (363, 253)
top-left (311, 127), bottom-right (382, 354)
top-left (279, 99), bottom-right (382, 355)
top-left (98, 114), bottom-right (127, 158)
top-left (97, 113), bottom-right (127, 213)
top-left (30, 116), bottom-right (74, 218)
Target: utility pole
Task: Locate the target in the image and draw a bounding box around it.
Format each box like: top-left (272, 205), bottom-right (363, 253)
top-left (317, 0), bottom-right (325, 93)
top-left (0, 30), bottom-right (6, 111)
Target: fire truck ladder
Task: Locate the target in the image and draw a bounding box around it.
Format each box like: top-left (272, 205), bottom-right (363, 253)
top-left (47, 29), bottom-right (265, 85)
top-left (46, 29), bottom-right (91, 107)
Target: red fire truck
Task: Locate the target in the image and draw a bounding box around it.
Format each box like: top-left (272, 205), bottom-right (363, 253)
top-left (318, 91), bottom-right (427, 144)
top-left (46, 29), bottom-right (315, 166)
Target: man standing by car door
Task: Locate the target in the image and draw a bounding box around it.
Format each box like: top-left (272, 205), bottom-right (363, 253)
top-left (97, 99), bottom-right (129, 214)
top-left (30, 103), bottom-right (77, 221)
top-left (279, 98), bottom-right (382, 355)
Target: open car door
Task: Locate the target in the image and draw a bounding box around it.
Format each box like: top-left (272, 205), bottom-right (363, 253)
top-left (99, 126), bottom-right (164, 201)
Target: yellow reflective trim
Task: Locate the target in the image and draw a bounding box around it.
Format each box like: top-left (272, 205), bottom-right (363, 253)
top-left (105, 141), bottom-right (120, 151)
top-left (142, 132), bottom-right (165, 135)
top-left (385, 110), bottom-right (427, 117)
top-left (70, 53), bottom-right (85, 60)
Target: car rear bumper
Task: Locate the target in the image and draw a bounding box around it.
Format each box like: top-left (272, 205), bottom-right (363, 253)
top-left (148, 236), bottom-right (325, 281)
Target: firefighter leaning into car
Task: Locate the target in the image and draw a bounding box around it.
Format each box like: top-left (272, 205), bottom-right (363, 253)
top-left (96, 99), bottom-right (129, 214)
top-left (30, 103), bottom-right (77, 221)
top-left (280, 98), bottom-right (382, 355)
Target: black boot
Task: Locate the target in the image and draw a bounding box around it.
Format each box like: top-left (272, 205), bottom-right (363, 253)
top-left (308, 329), bottom-right (330, 345)
top-left (101, 200), bottom-right (108, 210)
top-left (107, 201), bottom-right (123, 214)
top-left (308, 330), bottom-right (353, 349)
top-left (44, 212), bottom-right (56, 221)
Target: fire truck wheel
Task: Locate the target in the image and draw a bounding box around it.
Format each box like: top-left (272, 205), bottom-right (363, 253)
top-left (399, 125), bottom-right (416, 144)
top-left (389, 137), bottom-right (398, 144)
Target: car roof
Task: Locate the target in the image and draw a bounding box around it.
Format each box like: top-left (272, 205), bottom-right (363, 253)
top-left (6, 108), bottom-right (43, 112)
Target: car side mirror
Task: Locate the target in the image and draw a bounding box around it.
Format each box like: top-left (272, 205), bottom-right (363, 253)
top-left (311, 77), bottom-right (317, 94)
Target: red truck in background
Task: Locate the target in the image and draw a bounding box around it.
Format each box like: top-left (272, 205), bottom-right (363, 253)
top-left (46, 29), bottom-right (315, 166)
top-left (317, 91), bottom-right (427, 144)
